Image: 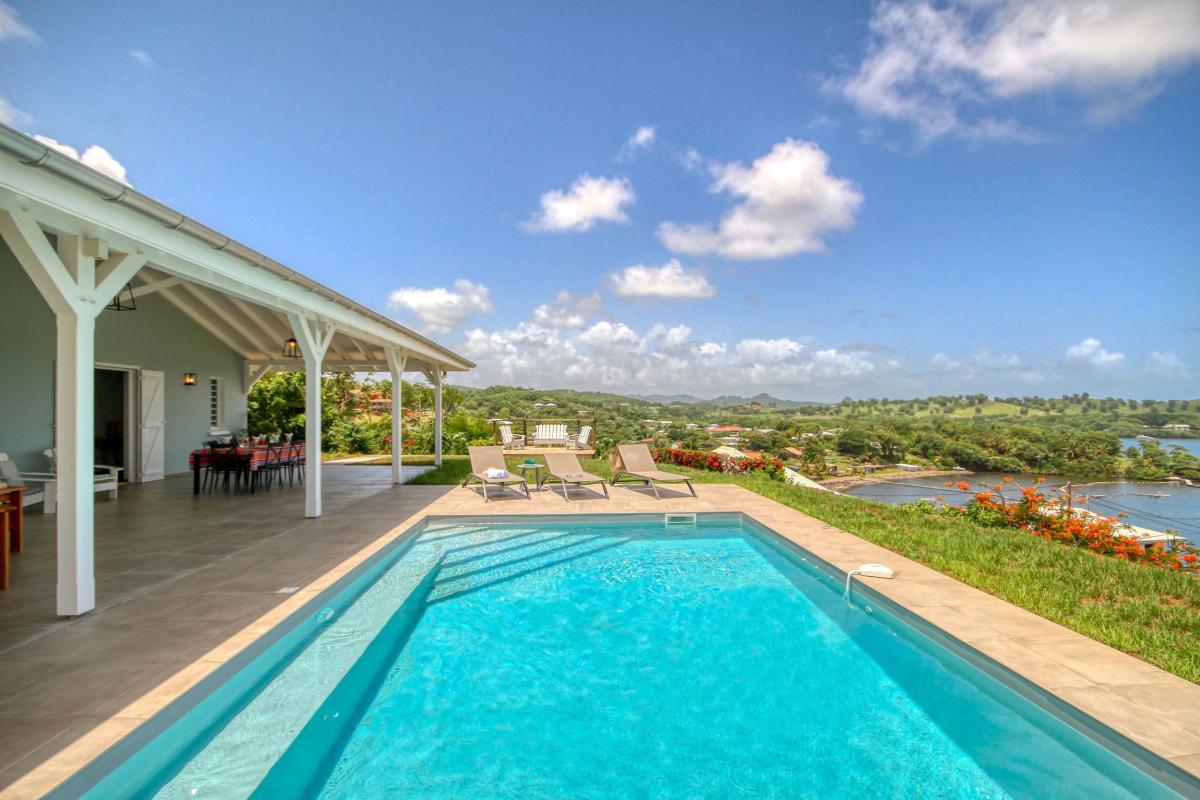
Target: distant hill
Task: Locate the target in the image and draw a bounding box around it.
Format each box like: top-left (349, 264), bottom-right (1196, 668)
top-left (632, 392), bottom-right (819, 409)
top-left (707, 393), bottom-right (821, 410)
top-left (631, 393), bottom-right (706, 404)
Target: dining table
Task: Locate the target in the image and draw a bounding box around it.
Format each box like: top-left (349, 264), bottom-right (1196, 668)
top-left (188, 442), bottom-right (305, 495)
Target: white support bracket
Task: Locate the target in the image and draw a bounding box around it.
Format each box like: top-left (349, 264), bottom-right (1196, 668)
top-left (421, 366), bottom-right (446, 466)
top-left (385, 348), bottom-right (408, 484)
top-left (244, 362), bottom-right (279, 395)
top-left (0, 209), bottom-right (145, 617)
top-left (288, 313), bottom-right (335, 517)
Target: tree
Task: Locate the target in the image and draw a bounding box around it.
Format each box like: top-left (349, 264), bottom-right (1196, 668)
top-left (836, 428), bottom-right (871, 458)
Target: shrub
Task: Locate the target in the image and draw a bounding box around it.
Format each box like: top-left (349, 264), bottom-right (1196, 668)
top-left (652, 448), bottom-right (786, 480)
top-left (925, 477), bottom-right (1199, 572)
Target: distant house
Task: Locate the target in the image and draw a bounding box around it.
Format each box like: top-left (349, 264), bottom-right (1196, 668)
top-left (896, 463), bottom-right (922, 472)
top-left (781, 446), bottom-right (806, 459)
top-left (711, 445), bottom-right (746, 459)
top-left (368, 394), bottom-right (391, 414)
top-left (710, 425), bottom-right (747, 434)
top-left (685, 423), bottom-right (699, 430)
top-left (1163, 423), bottom-right (1192, 430)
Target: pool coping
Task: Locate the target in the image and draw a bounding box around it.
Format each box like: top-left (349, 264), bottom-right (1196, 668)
top-left (7, 483), bottom-right (1200, 798)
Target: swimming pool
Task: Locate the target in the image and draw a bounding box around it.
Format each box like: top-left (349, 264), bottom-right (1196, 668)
top-left (53, 514), bottom-right (1196, 799)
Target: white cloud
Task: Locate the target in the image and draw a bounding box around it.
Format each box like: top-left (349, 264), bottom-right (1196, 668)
top-left (931, 348), bottom-right (1043, 384)
top-left (0, 1), bottom-right (37, 42)
top-left (608, 259), bottom-right (716, 300)
top-left (657, 139), bottom-right (862, 260)
top-left (1148, 351), bottom-right (1188, 376)
top-left (0, 95), bottom-right (31, 126)
top-left (531, 291), bottom-right (603, 328)
top-left (736, 338), bottom-right (804, 363)
top-left (524, 174), bottom-right (635, 232)
top-left (32, 136), bottom-right (130, 185)
top-left (386, 279), bottom-right (493, 334)
top-left (1065, 337), bottom-right (1125, 367)
top-left (456, 304), bottom-right (891, 394)
top-left (835, 0), bottom-right (1200, 142)
top-left (617, 125), bottom-right (656, 160)
top-left (129, 49), bottom-right (154, 68)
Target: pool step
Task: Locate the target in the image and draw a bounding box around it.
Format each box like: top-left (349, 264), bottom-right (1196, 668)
top-left (430, 532), bottom-right (622, 603)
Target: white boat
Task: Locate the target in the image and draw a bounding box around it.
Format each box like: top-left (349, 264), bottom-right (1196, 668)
top-left (1132, 491), bottom-right (1170, 498)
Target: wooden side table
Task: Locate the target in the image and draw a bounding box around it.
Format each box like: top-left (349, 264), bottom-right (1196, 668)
top-left (0, 485), bottom-right (27, 591)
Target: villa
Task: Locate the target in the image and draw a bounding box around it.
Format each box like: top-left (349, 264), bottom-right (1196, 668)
top-left (0, 124), bottom-right (472, 619)
top-left (0, 125), bottom-right (1195, 800)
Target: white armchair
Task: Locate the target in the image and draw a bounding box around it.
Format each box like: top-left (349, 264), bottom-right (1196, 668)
top-left (0, 450), bottom-right (121, 513)
top-left (0, 453), bottom-right (44, 508)
top-left (569, 425), bottom-right (593, 450)
top-left (498, 424), bottom-right (525, 450)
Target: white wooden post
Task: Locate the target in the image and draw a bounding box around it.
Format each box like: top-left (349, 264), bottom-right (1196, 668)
top-left (287, 314), bottom-right (335, 517)
top-left (433, 368), bottom-right (444, 466)
top-left (385, 348), bottom-right (407, 484)
top-left (0, 211), bottom-right (143, 616)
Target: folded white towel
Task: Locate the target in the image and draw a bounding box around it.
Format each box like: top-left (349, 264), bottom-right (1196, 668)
top-left (484, 467), bottom-right (510, 479)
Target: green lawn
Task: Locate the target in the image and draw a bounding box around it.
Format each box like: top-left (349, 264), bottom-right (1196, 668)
top-left (408, 454), bottom-right (1200, 683)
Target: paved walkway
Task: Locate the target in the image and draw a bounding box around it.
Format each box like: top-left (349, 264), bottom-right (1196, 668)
top-left (0, 471), bottom-right (1196, 797)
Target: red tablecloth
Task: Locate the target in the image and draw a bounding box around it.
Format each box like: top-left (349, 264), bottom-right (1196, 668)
top-left (189, 442), bottom-right (305, 472)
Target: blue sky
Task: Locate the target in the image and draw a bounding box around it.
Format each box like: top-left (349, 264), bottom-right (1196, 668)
top-left (2, 0), bottom-right (1198, 400)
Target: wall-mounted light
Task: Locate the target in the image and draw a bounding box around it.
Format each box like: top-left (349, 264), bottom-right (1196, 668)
top-left (282, 337), bottom-right (302, 359)
top-left (183, 373), bottom-right (197, 386)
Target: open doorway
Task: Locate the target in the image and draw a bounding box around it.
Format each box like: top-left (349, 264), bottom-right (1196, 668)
top-left (94, 365), bottom-right (138, 482)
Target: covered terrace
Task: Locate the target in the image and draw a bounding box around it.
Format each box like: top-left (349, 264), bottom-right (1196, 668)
top-left (0, 122), bottom-right (473, 618)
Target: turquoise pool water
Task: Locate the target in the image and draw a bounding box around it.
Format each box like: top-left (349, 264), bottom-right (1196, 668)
top-left (58, 516), bottom-right (1193, 799)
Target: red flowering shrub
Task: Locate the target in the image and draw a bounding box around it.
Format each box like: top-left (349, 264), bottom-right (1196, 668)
top-left (651, 448), bottom-right (786, 480)
top-left (944, 478), bottom-right (1199, 572)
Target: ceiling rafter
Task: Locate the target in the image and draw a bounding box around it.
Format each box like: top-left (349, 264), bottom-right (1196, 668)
top-left (177, 282), bottom-right (273, 358)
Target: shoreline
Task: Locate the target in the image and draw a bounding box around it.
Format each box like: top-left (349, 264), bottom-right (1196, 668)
top-left (819, 469), bottom-right (969, 492)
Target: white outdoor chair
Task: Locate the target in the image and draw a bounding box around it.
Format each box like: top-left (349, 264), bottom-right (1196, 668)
top-left (569, 425), bottom-right (593, 450)
top-left (42, 448), bottom-right (122, 512)
top-left (533, 423), bottom-right (569, 446)
top-left (0, 449), bottom-right (122, 513)
top-left (0, 453), bottom-right (45, 508)
top-left (499, 424), bottom-right (525, 450)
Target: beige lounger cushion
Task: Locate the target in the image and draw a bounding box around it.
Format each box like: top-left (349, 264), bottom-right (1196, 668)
top-left (544, 453), bottom-right (604, 483)
top-left (614, 444), bottom-right (690, 482)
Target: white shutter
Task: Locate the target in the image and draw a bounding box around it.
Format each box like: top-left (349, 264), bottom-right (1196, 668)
top-left (138, 369), bottom-right (166, 482)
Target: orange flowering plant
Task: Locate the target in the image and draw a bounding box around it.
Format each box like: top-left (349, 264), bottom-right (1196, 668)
top-left (929, 477), bottom-right (1198, 572)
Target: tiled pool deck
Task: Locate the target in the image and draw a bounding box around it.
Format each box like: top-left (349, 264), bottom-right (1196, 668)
top-left (0, 467), bottom-right (1197, 797)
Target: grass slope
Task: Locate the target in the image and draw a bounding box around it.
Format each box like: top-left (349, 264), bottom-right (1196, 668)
top-left (408, 455), bottom-right (1200, 683)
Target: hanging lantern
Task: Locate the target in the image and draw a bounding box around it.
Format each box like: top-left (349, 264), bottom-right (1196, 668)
top-left (282, 337), bottom-right (302, 359)
top-left (105, 282), bottom-right (137, 311)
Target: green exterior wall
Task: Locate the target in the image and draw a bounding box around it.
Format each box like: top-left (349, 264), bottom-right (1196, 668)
top-left (0, 239), bottom-right (248, 477)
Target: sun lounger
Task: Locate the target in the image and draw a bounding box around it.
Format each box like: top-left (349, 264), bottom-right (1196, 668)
top-left (610, 444), bottom-right (696, 500)
top-left (542, 452), bottom-right (608, 501)
top-left (462, 446), bottom-right (530, 502)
